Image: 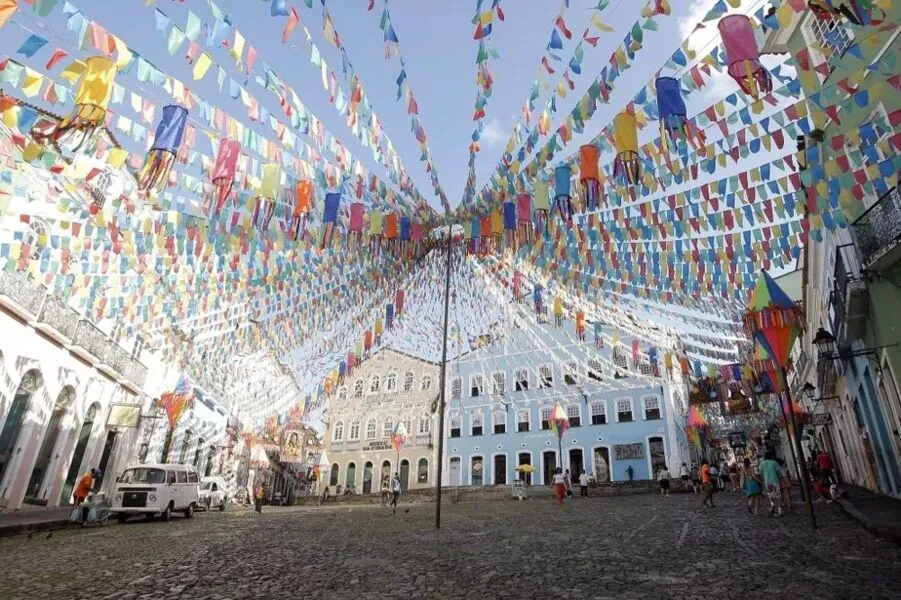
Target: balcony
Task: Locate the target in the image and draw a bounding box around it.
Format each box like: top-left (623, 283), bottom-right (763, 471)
top-left (852, 187), bottom-right (901, 274)
top-left (35, 294), bottom-right (79, 343)
top-left (0, 271), bottom-right (45, 319)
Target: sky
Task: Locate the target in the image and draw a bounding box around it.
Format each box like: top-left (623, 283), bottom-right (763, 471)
top-left (1, 0), bottom-right (728, 210)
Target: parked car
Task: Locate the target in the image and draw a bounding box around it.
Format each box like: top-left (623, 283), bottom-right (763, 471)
top-left (112, 464), bottom-right (200, 523)
top-left (198, 476), bottom-right (227, 511)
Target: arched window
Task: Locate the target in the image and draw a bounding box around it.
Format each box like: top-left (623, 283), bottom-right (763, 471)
top-left (349, 420), bottom-right (361, 440)
top-left (417, 458), bottom-right (429, 483)
top-left (382, 418), bottom-right (393, 439)
top-left (333, 421), bottom-right (344, 442)
top-left (345, 462), bottom-right (356, 489)
top-left (329, 463), bottom-right (339, 486)
top-left (353, 380), bottom-right (364, 397)
top-left (386, 372), bottom-right (397, 392)
top-left (370, 375), bottom-right (381, 393)
top-left (403, 371), bottom-right (415, 391)
top-left (421, 375), bottom-right (432, 391)
top-left (365, 420), bottom-right (377, 440)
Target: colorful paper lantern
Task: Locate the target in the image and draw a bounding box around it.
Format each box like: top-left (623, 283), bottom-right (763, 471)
top-left (137, 104), bottom-right (188, 193)
top-left (291, 180), bottom-right (314, 241)
top-left (613, 108), bottom-right (640, 185)
top-left (369, 211), bottom-right (384, 256)
top-left (391, 421), bottom-right (408, 453)
top-left (503, 201), bottom-right (516, 251)
top-left (384, 212), bottom-right (399, 254)
top-left (208, 138), bottom-right (240, 215)
top-left (517, 192), bottom-right (534, 243)
top-left (553, 164), bottom-right (574, 222)
top-left (718, 15), bottom-right (772, 98)
top-left (579, 144), bottom-right (600, 211)
top-left (253, 164), bottom-right (280, 231)
top-left (742, 271), bottom-right (802, 369)
top-left (655, 76), bottom-right (705, 153)
top-left (348, 201), bottom-right (365, 252)
top-left (395, 288), bottom-right (405, 315)
top-left (319, 192), bottom-right (341, 249)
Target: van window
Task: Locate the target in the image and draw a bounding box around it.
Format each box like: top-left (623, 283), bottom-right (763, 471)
top-left (176, 471), bottom-right (187, 484)
top-left (167, 471), bottom-right (176, 484)
top-left (187, 471), bottom-right (198, 484)
top-left (119, 468), bottom-right (166, 484)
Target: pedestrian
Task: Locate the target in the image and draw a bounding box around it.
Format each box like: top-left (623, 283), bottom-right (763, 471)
top-left (255, 484), bottom-right (265, 514)
top-left (742, 458), bottom-right (763, 515)
top-left (564, 469), bottom-right (573, 498)
top-left (690, 464), bottom-right (701, 495)
top-left (578, 471), bottom-right (589, 497)
top-left (759, 453), bottom-right (783, 517)
top-left (390, 472), bottom-right (401, 514)
top-left (778, 459), bottom-right (793, 511)
top-left (552, 468), bottom-right (567, 505)
top-left (626, 465), bottom-right (634, 481)
top-left (679, 462), bottom-right (691, 491)
top-left (700, 460), bottom-right (715, 508)
top-left (709, 462), bottom-right (719, 491)
top-left (73, 468), bottom-right (98, 507)
top-left (816, 449), bottom-right (834, 484)
top-left (657, 465), bottom-right (671, 497)
top-left (729, 462), bottom-right (740, 492)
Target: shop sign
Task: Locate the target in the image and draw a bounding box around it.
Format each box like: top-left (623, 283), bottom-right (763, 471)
top-left (362, 441), bottom-right (392, 452)
top-left (810, 413), bottom-right (833, 426)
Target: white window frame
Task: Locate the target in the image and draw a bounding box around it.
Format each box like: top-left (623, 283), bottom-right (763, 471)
top-left (491, 371), bottom-right (506, 395)
top-left (338, 387), bottom-right (347, 400)
top-left (616, 398), bottom-right (633, 422)
top-left (540, 407), bottom-right (552, 430)
top-left (418, 416), bottom-right (430, 435)
top-left (421, 375), bottom-right (433, 391)
top-left (403, 371), bottom-right (415, 392)
top-left (566, 404), bottom-right (581, 426)
top-left (538, 364), bottom-right (553, 388)
top-left (382, 419), bottom-right (393, 439)
top-left (515, 369), bottom-right (529, 392)
top-left (590, 401), bottom-right (607, 425)
top-left (587, 359), bottom-right (603, 381)
top-left (492, 410), bottom-right (506, 434)
top-left (333, 421), bottom-right (344, 442)
top-left (353, 380), bottom-right (364, 398)
top-left (516, 409), bottom-right (530, 432)
top-left (349, 420), bottom-right (361, 441)
top-left (369, 375), bottom-right (380, 394)
top-left (364, 420), bottom-right (376, 441)
top-left (471, 374), bottom-right (484, 397)
top-left (471, 412), bottom-right (484, 436)
top-left (451, 377), bottom-right (462, 400)
top-left (564, 362), bottom-right (578, 385)
top-left (643, 396), bottom-right (661, 420)
top-left (450, 415), bottom-right (462, 437)
top-left (386, 372), bottom-right (397, 392)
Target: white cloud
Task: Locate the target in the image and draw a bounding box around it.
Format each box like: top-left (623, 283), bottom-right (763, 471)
top-left (480, 117), bottom-right (506, 147)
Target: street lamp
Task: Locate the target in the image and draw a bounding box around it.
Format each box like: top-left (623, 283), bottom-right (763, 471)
top-left (813, 328), bottom-right (836, 357)
top-left (813, 327), bottom-right (896, 364)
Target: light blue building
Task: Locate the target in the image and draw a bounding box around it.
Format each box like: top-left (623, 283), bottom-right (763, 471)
top-left (441, 325), bottom-right (686, 487)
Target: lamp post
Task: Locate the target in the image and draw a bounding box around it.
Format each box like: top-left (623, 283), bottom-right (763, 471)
top-left (434, 231), bottom-right (453, 529)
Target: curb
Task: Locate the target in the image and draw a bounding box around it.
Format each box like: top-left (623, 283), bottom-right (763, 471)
top-left (835, 497), bottom-right (901, 547)
top-left (0, 518), bottom-right (73, 539)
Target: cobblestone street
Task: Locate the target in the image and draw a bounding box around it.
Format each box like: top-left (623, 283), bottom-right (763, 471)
top-left (0, 491), bottom-right (899, 600)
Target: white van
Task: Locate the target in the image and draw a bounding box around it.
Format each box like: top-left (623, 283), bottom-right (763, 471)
top-left (112, 464), bottom-right (200, 523)
top-left (198, 476), bottom-right (228, 511)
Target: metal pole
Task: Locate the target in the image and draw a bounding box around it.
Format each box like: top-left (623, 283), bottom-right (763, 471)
top-left (781, 368), bottom-right (817, 529)
top-left (434, 232), bottom-right (453, 529)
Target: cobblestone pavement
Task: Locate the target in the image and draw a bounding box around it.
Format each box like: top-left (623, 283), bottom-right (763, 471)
top-left (0, 490), bottom-right (899, 600)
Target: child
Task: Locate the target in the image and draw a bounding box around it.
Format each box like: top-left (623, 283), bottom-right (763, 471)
top-left (657, 465), bottom-right (671, 497)
top-left (742, 459), bottom-right (763, 515)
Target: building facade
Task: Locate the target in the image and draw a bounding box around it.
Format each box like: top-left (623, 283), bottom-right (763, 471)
top-left (323, 349), bottom-right (439, 493)
top-left (443, 327), bottom-right (685, 487)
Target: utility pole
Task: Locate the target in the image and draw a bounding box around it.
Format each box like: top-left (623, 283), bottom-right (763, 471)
top-left (434, 231), bottom-right (453, 529)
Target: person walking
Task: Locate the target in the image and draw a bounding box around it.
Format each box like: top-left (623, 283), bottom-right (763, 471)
top-left (657, 465), bottom-right (671, 497)
top-left (564, 469), bottom-right (573, 498)
top-left (552, 468), bottom-right (566, 505)
top-left (729, 462), bottom-right (740, 492)
top-left (759, 453), bottom-right (783, 517)
top-left (254, 484), bottom-right (265, 514)
top-left (679, 462), bottom-right (691, 491)
top-left (380, 475), bottom-right (390, 507)
top-left (700, 460), bottom-right (715, 508)
top-left (816, 449), bottom-right (834, 484)
top-left (709, 462), bottom-right (719, 491)
top-left (779, 459), bottom-right (793, 511)
top-left (390, 472), bottom-right (401, 514)
top-left (578, 471), bottom-right (589, 497)
top-left (73, 468), bottom-right (98, 507)
top-left (742, 458), bottom-right (763, 515)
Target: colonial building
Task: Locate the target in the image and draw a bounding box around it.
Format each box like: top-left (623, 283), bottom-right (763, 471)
top-left (323, 348), bottom-right (439, 493)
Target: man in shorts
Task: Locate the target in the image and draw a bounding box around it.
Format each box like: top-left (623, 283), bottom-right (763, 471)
top-left (759, 453), bottom-right (783, 516)
top-left (679, 462), bottom-right (691, 491)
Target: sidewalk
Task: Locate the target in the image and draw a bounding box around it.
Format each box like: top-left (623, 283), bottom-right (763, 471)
top-left (0, 506), bottom-right (73, 538)
top-left (834, 485), bottom-right (901, 546)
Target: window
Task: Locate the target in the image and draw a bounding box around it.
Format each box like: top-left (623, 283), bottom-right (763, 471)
top-left (515, 369), bottom-right (529, 392)
top-left (417, 458), bottom-right (429, 483)
top-left (643, 396), bottom-right (661, 420)
top-left (338, 387), bottom-right (347, 400)
top-left (349, 420), bottom-right (361, 440)
top-left (588, 359), bottom-right (603, 381)
top-left (639, 362), bottom-right (652, 376)
top-left (616, 398), bottom-right (633, 422)
top-left (418, 416), bottom-right (430, 435)
top-left (517, 410), bottom-right (530, 432)
top-left (471, 375), bottom-right (484, 397)
top-left (403, 371), bottom-right (415, 392)
top-left (540, 407), bottom-right (552, 430)
top-left (176, 470), bottom-right (187, 484)
top-left (566, 404), bottom-right (581, 427)
top-left (471, 413), bottom-right (483, 436)
top-left (451, 377), bottom-right (462, 400)
top-left (492, 372), bottom-right (506, 395)
top-left (329, 464), bottom-right (339, 486)
top-left (353, 380), bottom-right (364, 397)
top-left (564, 362), bottom-right (578, 385)
top-left (187, 471), bottom-right (198, 484)
top-left (370, 375), bottom-right (380, 394)
top-left (24, 218), bottom-right (49, 260)
top-left (493, 411), bottom-right (506, 434)
top-left (364, 420), bottom-right (375, 440)
top-left (333, 421), bottom-right (344, 442)
top-left (591, 402), bottom-right (607, 425)
top-left (382, 419), bottom-right (393, 439)
top-left (808, 12), bottom-right (853, 56)
top-left (539, 365), bottom-right (553, 388)
top-left (450, 415), bottom-right (461, 438)
top-left (612, 350), bottom-right (628, 371)
top-left (421, 375), bottom-right (432, 391)
top-left (167, 471), bottom-right (176, 485)
top-left (386, 373), bottom-right (397, 392)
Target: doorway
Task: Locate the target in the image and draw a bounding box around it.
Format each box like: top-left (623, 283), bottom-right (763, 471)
top-left (449, 457), bottom-right (461, 486)
top-left (345, 462), bottom-right (356, 490)
top-left (0, 370), bottom-right (42, 493)
top-left (59, 403), bottom-right (99, 505)
top-left (25, 386), bottom-right (73, 504)
top-left (94, 430), bottom-right (118, 491)
top-left (362, 461), bottom-right (373, 494)
top-left (648, 436), bottom-right (666, 477)
top-left (471, 456), bottom-right (484, 486)
top-left (204, 446), bottom-right (215, 477)
top-left (381, 460), bottom-right (392, 485)
top-left (329, 463), bottom-right (339, 486)
top-left (494, 454), bottom-right (507, 485)
top-left (569, 449), bottom-right (584, 484)
top-left (400, 459), bottom-right (410, 491)
top-left (517, 453), bottom-right (532, 485)
top-left (542, 450), bottom-right (557, 485)
top-left (593, 447), bottom-right (611, 483)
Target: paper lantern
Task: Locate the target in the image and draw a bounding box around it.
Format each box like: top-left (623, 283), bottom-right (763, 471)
top-left (384, 212), bottom-right (399, 255)
top-left (718, 15), bottom-right (772, 98)
top-left (391, 422), bottom-right (408, 453)
top-left (742, 271), bottom-right (803, 369)
top-left (399, 216), bottom-right (411, 257)
top-left (411, 222), bottom-right (423, 257)
top-left (137, 104), bottom-right (188, 193)
top-left (395, 288), bottom-right (405, 315)
top-left (503, 201), bottom-right (516, 251)
top-left (347, 201), bottom-right (365, 252)
top-left (579, 144), bottom-right (600, 211)
top-left (656, 77), bottom-right (705, 153)
top-left (470, 217), bottom-right (482, 254)
top-left (613, 109), bottom-right (640, 185)
top-left (346, 352), bottom-right (355, 375)
top-left (513, 270), bottom-right (523, 302)
top-left (208, 138), bottom-right (240, 215)
top-left (363, 330), bottom-right (373, 353)
top-left (369, 211), bottom-right (384, 256)
top-left (533, 283), bottom-right (543, 315)
top-left (517, 192), bottom-right (533, 243)
top-left (386, 303), bottom-right (395, 330)
top-left (38, 56), bottom-right (116, 150)
top-left (319, 192), bottom-right (340, 249)
top-left (252, 164), bottom-right (279, 231)
top-left (291, 180), bottom-right (314, 241)
top-left (480, 215), bottom-right (492, 254)
top-left (553, 165), bottom-right (574, 222)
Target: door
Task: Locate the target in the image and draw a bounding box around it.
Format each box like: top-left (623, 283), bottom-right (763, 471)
top-left (345, 462), bottom-right (356, 491)
top-left (362, 461), bottom-right (373, 494)
top-left (648, 437), bottom-right (666, 477)
top-left (94, 430), bottom-right (117, 492)
top-left (517, 453), bottom-right (532, 485)
top-left (494, 454), bottom-right (507, 485)
top-left (594, 447), bottom-right (611, 482)
top-left (60, 404), bottom-right (98, 505)
top-left (381, 460), bottom-right (391, 488)
top-left (0, 370), bottom-right (41, 492)
top-left (471, 457), bottom-right (484, 486)
top-left (399, 459), bottom-right (410, 491)
top-left (175, 469), bottom-right (188, 509)
top-left (543, 451), bottom-right (557, 485)
top-left (25, 387), bottom-right (73, 504)
top-left (569, 449), bottom-right (584, 484)
top-left (449, 457), bottom-right (461, 486)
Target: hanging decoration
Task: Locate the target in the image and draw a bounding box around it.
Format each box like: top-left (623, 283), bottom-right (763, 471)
top-left (808, 0), bottom-right (881, 25)
top-left (384, 212), bottom-right (399, 256)
top-left (253, 164), bottom-right (280, 231)
top-left (399, 216), bottom-right (411, 257)
top-left (503, 200), bottom-right (516, 251)
top-left (742, 271), bottom-right (803, 369)
top-left (291, 180), bottom-right (314, 241)
top-left (655, 76), bottom-right (704, 153)
top-left (613, 107), bottom-right (640, 185)
top-left (319, 192), bottom-right (341, 249)
top-left (553, 164), bottom-right (574, 223)
top-left (579, 144), bottom-right (600, 212)
top-left (369, 211), bottom-right (384, 257)
top-left (718, 15), bottom-right (772, 99)
top-left (518, 191), bottom-right (535, 243)
top-left (208, 138), bottom-right (240, 216)
top-left (137, 104), bottom-right (188, 193)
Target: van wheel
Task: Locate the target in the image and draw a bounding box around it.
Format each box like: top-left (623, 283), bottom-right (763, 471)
top-left (184, 503), bottom-right (194, 519)
top-left (161, 504), bottom-right (172, 522)
top-left (117, 514), bottom-right (129, 524)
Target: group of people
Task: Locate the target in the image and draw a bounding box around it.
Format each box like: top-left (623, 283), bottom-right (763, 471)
top-left (551, 468), bottom-right (594, 504)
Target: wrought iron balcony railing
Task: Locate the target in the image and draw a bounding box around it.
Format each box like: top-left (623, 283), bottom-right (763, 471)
top-left (852, 187), bottom-right (901, 272)
top-left (37, 294), bottom-right (79, 340)
top-left (0, 271), bottom-right (45, 316)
